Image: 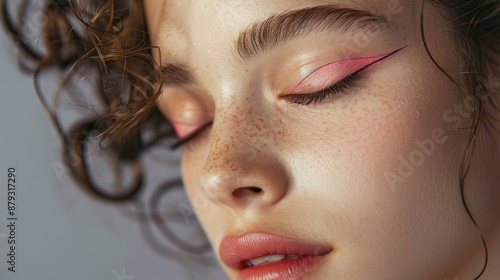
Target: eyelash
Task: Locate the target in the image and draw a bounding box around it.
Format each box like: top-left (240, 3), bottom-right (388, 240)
top-left (284, 71), bottom-right (362, 105)
top-left (170, 121), bottom-right (212, 150)
top-left (169, 70), bottom-right (363, 150)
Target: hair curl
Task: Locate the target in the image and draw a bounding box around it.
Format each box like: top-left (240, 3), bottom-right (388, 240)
top-left (1, 0), bottom-right (171, 201)
top-left (2, 0), bottom-right (500, 277)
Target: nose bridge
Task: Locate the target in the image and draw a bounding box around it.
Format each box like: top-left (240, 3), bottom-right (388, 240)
top-left (197, 95), bottom-right (289, 209)
top-left (208, 98), bottom-right (266, 172)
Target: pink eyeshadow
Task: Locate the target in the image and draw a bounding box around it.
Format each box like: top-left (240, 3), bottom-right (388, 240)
top-left (290, 49), bottom-right (403, 94)
top-left (172, 121), bottom-right (200, 139)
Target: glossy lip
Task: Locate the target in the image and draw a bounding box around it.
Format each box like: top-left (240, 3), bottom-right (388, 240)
top-left (237, 255), bottom-right (329, 280)
top-left (219, 231), bottom-right (332, 279)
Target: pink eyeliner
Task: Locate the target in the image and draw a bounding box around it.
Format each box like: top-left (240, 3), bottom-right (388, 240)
top-left (171, 121), bottom-right (200, 139)
top-left (290, 48), bottom-right (405, 94)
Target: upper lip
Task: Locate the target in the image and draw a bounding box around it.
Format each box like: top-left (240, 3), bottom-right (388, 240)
top-left (219, 231), bottom-right (333, 270)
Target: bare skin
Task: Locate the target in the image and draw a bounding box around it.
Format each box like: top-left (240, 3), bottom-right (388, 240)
top-left (145, 1), bottom-right (500, 279)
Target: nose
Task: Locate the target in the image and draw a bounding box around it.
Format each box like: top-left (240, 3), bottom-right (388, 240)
top-left (197, 104), bottom-right (290, 210)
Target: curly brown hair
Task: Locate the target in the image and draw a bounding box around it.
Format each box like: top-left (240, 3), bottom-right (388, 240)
top-left (1, 0), bottom-right (168, 200)
top-left (2, 0), bottom-right (500, 277)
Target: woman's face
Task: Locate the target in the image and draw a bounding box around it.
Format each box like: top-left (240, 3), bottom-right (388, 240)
top-left (145, 0), bottom-right (500, 279)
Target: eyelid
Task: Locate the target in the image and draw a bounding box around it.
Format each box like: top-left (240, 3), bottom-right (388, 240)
top-left (157, 86), bottom-right (215, 139)
top-left (290, 48), bottom-right (405, 94)
top-left (169, 121), bottom-right (213, 150)
top-left (171, 121), bottom-right (200, 139)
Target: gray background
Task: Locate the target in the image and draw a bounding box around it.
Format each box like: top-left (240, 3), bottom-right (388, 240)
top-left (0, 21), bottom-right (228, 280)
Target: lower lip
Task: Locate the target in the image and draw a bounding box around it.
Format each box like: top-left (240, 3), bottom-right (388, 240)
top-left (238, 254), bottom-right (328, 280)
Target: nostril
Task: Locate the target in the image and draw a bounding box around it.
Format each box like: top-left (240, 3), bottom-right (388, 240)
top-left (248, 186), bottom-right (262, 193)
top-left (232, 186), bottom-right (263, 197)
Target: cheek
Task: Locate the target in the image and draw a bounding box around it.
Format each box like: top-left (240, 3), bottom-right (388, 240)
top-left (282, 50), bottom-right (479, 277)
top-left (287, 70), bottom-right (463, 224)
top-left (289, 48), bottom-right (465, 190)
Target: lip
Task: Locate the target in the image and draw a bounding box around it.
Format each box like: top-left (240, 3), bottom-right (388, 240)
top-left (219, 231), bottom-right (332, 280)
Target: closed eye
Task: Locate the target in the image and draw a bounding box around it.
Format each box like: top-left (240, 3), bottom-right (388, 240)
top-left (168, 69), bottom-right (361, 149)
top-left (169, 47), bottom-right (405, 150)
top-left (169, 121), bottom-right (213, 150)
top-left (284, 71), bottom-right (362, 105)
top-left (283, 47), bottom-right (405, 105)
top-left (169, 70), bottom-right (363, 149)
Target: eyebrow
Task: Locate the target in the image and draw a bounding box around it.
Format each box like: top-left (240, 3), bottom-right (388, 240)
top-left (161, 4), bottom-right (388, 85)
top-left (161, 63), bottom-right (195, 85)
top-left (235, 4), bottom-right (388, 60)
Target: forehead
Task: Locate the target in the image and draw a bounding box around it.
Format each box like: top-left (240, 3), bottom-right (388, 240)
top-left (144, 0), bottom-right (414, 63)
